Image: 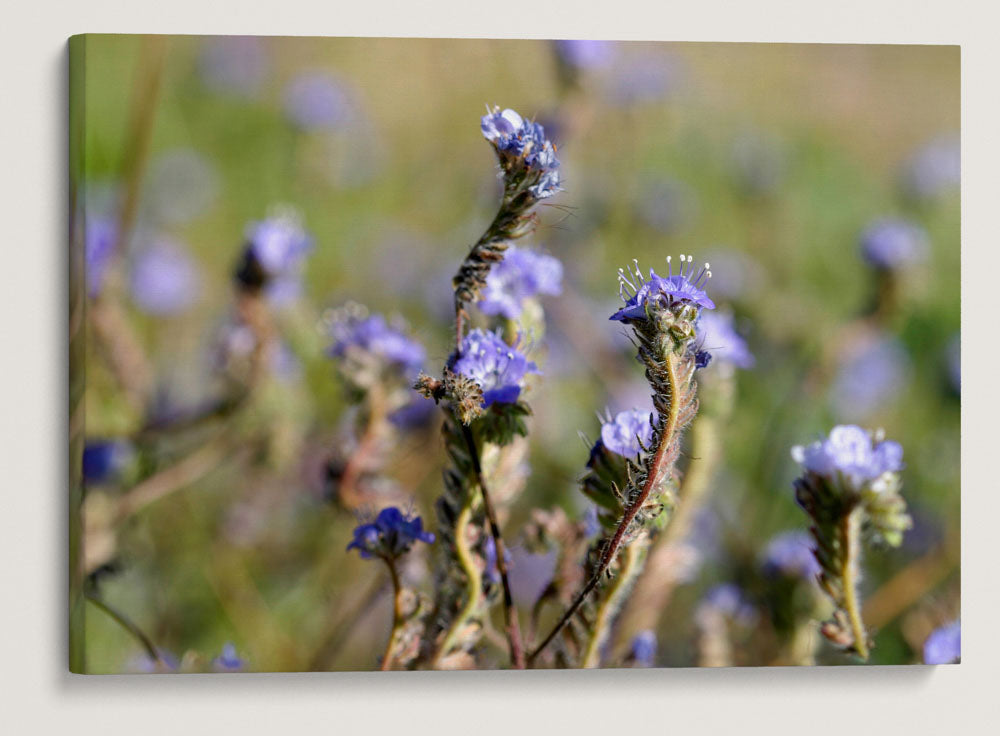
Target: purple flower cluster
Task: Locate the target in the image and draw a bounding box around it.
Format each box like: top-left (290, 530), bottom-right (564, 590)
top-left (244, 214), bottom-right (313, 278)
top-left (762, 531), bottom-right (821, 580)
top-left (347, 506), bottom-right (435, 560)
top-left (611, 254), bottom-right (715, 322)
top-left (82, 440), bottom-right (132, 484)
top-left (697, 311), bottom-right (755, 369)
top-left (791, 425), bottom-right (904, 491)
top-left (860, 218), bottom-right (929, 270)
top-left (600, 408), bottom-right (655, 459)
top-left (629, 630), bottom-right (658, 667)
top-left (480, 107), bottom-right (562, 199)
top-left (477, 246), bottom-right (563, 319)
top-left (451, 329), bottom-right (539, 407)
top-left (212, 642), bottom-right (247, 672)
top-left (923, 620), bottom-right (960, 664)
top-left (130, 237), bottom-right (201, 315)
top-left (328, 312), bottom-right (426, 378)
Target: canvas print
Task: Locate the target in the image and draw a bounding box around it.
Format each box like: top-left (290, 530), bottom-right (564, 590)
top-left (68, 35), bottom-right (960, 673)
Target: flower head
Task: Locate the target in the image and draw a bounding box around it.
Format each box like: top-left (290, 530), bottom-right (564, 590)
top-left (328, 309), bottom-right (426, 378)
top-left (762, 531), bottom-right (821, 580)
top-left (346, 506), bottom-right (435, 560)
top-left (212, 643), bottom-right (247, 672)
top-left (477, 246), bottom-right (563, 319)
top-left (82, 440), bottom-right (133, 484)
top-left (612, 254), bottom-right (715, 322)
top-left (791, 425), bottom-right (903, 492)
top-left (600, 408), bottom-right (655, 459)
top-left (629, 630), bottom-right (657, 667)
top-left (696, 311), bottom-right (754, 369)
top-left (451, 329), bottom-right (539, 407)
top-left (480, 106), bottom-right (562, 198)
top-left (923, 620), bottom-right (960, 664)
top-left (130, 237), bottom-right (201, 315)
top-left (244, 213), bottom-right (312, 278)
top-left (860, 218), bottom-right (929, 270)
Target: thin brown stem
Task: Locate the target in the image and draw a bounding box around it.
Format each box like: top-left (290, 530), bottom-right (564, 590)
top-left (85, 591), bottom-right (162, 666)
top-left (380, 559), bottom-right (404, 671)
top-left (529, 352), bottom-right (682, 665)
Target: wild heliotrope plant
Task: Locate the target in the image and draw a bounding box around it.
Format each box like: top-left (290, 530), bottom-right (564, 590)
top-left (530, 254), bottom-right (715, 666)
top-left (792, 424), bottom-right (911, 659)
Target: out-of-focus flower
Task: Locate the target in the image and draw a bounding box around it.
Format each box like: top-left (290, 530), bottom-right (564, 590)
top-left (508, 546), bottom-right (558, 608)
top-left (481, 535), bottom-right (511, 587)
top-left (328, 310), bottom-right (426, 378)
top-left (554, 40), bottom-right (617, 70)
top-left (860, 218), bottom-right (929, 271)
top-left (831, 334), bottom-right (911, 421)
top-left (611, 255), bottom-right (715, 322)
top-left (600, 408), bottom-right (655, 459)
top-left (126, 649), bottom-right (179, 674)
top-left (212, 642), bottom-right (247, 672)
top-left (636, 177), bottom-right (697, 235)
top-left (923, 620), bottom-right (960, 664)
top-left (145, 149), bottom-right (219, 226)
top-left (244, 213), bottom-right (312, 279)
top-left (606, 52), bottom-right (686, 106)
top-left (451, 329), bottom-right (539, 407)
top-left (900, 135), bottom-right (960, 202)
top-left (791, 425), bottom-right (903, 492)
top-left (697, 311), bottom-right (754, 369)
top-left (85, 216), bottom-right (117, 298)
top-left (629, 630), bottom-right (657, 667)
top-left (283, 72), bottom-right (356, 131)
top-left (762, 531), bottom-right (820, 580)
top-left (82, 440), bottom-right (133, 485)
top-left (199, 36), bottom-right (269, 98)
top-left (730, 131), bottom-right (787, 197)
top-left (477, 246), bottom-right (563, 319)
top-left (129, 237), bottom-right (201, 315)
top-left (696, 583), bottom-right (757, 627)
top-left (346, 506), bottom-right (435, 560)
top-left (389, 396), bottom-right (438, 430)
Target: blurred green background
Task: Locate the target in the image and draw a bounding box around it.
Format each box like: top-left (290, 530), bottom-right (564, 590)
top-left (73, 35), bottom-right (959, 672)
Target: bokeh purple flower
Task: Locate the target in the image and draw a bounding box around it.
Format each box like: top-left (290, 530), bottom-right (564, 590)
top-left (696, 583), bottom-right (757, 627)
top-left (629, 630), bottom-right (657, 667)
top-left (129, 237), bottom-right (201, 315)
top-left (791, 425), bottom-right (903, 491)
top-left (328, 311), bottom-right (426, 378)
top-left (212, 642), bottom-right (247, 672)
top-left (860, 218), bottom-right (929, 270)
top-left (82, 440), bottom-right (133, 484)
top-left (901, 135), bottom-right (960, 202)
top-left (762, 531), bottom-right (820, 580)
top-left (923, 620), bottom-right (960, 664)
top-left (283, 72), bottom-right (356, 131)
top-left (606, 53), bottom-right (686, 106)
top-left (477, 246), bottom-right (563, 319)
top-left (554, 40), bottom-right (617, 70)
top-left (600, 408), bottom-right (655, 459)
top-left (831, 334), bottom-right (911, 421)
top-left (85, 216), bottom-right (117, 298)
top-left (508, 546), bottom-right (558, 608)
top-left (946, 333), bottom-right (960, 394)
top-left (611, 255), bottom-right (715, 322)
top-left (697, 311), bottom-right (754, 369)
top-left (199, 36), bottom-right (269, 98)
top-left (347, 506), bottom-right (435, 560)
top-left (451, 329), bottom-right (539, 407)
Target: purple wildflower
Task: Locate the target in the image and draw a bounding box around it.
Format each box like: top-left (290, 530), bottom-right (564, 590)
top-left (82, 440), bottom-right (132, 484)
top-left (696, 583), bottom-right (757, 627)
top-left (554, 40), bottom-right (617, 70)
top-left (762, 531), bottom-right (821, 580)
top-left (129, 237), bottom-right (201, 315)
top-left (328, 311), bottom-right (426, 378)
top-left (831, 335), bottom-right (911, 420)
top-left (629, 630), bottom-right (657, 667)
top-left (480, 106), bottom-right (562, 198)
top-left (923, 620), bottom-right (960, 664)
top-left (212, 642), bottom-right (247, 672)
top-left (199, 36), bottom-right (269, 98)
top-left (860, 218), bottom-right (929, 270)
top-left (451, 329), bottom-right (539, 407)
top-left (283, 72), bottom-right (356, 131)
top-left (244, 213), bottom-right (312, 278)
top-left (346, 506), bottom-right (435, 560)
top-left (85, 216), bottom-right (117, 298)
top-left (611, 254), bottom-right (715, 322)
top-left (901, 136), bottom-right (960, 202)
top-left (600, 408), bottom-right (655, 459)
top-left (791, 425), bottom-right (904, 491)
top-left (477, 246), bottom-right (563, 319)
top-left (508, 546), bottom-right (558, 608)
top-left (697, 311), bottom-right (754, 369)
